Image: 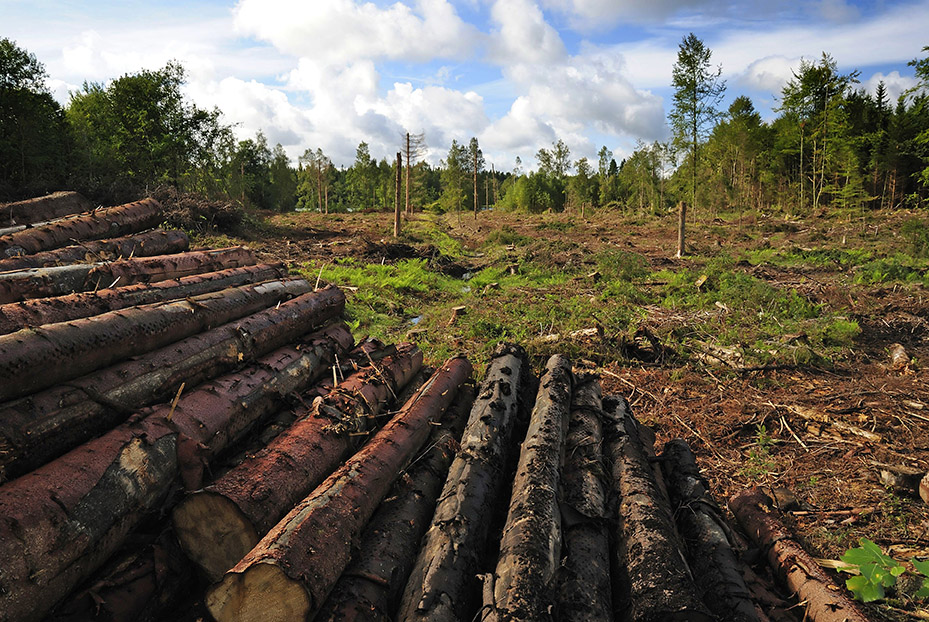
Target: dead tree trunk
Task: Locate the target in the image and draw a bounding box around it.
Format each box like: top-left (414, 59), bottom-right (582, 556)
top-left (314, 383), bottom-right (476, 621)
top-left (173, 344), bottom-right (423, 580)
top-left (394, 152), bottom-right (402, 237)
top-left (676, 201), bottom-right (686, 258)
top-left (0, 278), bottom-right (332, 401)
top-left (0, 198), bottom-right (163, 258)
top-left (1, 191), bottom-right (94, 227)
top-left (729, 487), bottom-right (870, 622)
top-left (554, 373), bottom-right (612, 622)
top-left (0, 291), bottom-right (347, 482)
top-left (397, 344), bottom-right (531, 622)
top-left (205, 356), bottom-right (473, 622)
top-left (482, 354), bottom-right (573, 622)
top-left (661, 439), bottom-right (760, 622)
top-left (0, 263), bottom-right (287, 335)
top-left (603, 395), bottom-right (712, 622)
top-left (0, 229), bottom-right (189, 272)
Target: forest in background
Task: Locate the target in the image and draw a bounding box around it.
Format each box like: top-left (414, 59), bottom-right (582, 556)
top-left (2, 36), bottom-right (929, 221)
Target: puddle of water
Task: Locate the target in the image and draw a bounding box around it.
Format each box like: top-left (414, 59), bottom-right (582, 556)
top-left (409, 315), bottom-right (423, 325)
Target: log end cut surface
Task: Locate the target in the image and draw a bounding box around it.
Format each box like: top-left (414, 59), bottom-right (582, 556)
top-left (173, 491), bottom-right (260, 582)
top-left (206, 562), bottom-right (311, 622)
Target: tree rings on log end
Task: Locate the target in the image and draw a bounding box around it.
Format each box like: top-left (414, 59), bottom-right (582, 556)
top-left (173, 491), bottom-right (260, 582)
top-left (206, 562), bottom-right (311, 622)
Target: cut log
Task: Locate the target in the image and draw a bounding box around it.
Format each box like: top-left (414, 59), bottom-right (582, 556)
top-left (554, 373), bottom-right (613, 622)
top-left (729, 487), bottom-right (871, 622)
top-left (0, 191), bottom-right (94, 227)
top-left (205, 356), bottom-right (473, 622)
top-left (0, 290), bottom-right (347, 482)
top-left (0, 263), bottom-right (287, 335)
top-left (482, 354), bottom-right (573, 622)
top-left (0, 329), bottom-right (347, 622)
top-left (0, 198), bottom-right (163, 257)
top-left (172, 343), bottom-right (423, 580)
top-left (0, 229), bottom-right (190, 272)
top-left (314, 383), bottom-right (476, 621)
top-left (0, 278), bottom-right (337, 401)
top-left (397, 343), bottom-right (531, 622)
top-left (0, 246), bottom-right (256, 303)
top-left (661, 439), bottom-right (760, 622)
top-left (603, 395), bottom-right (712, 622)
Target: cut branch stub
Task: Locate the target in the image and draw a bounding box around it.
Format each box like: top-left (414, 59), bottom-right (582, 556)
top-left (205, 356), bottom-right (473, 622)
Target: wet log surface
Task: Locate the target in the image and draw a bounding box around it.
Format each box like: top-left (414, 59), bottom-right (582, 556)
top-left (397, 343), bottom-right (531, 622)
top-left (0, 263), bottom-right (287, 335)
top-left (0, 191), bottom-right (94, 227)
top-left (205, 356), bottom-right (473, 622)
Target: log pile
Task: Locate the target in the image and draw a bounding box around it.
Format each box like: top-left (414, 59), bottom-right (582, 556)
top-left (0, 192), bottom-right (869, 622)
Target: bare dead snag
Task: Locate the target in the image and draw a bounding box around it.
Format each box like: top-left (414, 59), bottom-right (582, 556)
top-left (397, 344), bottom-right (530, 622)
top-left (315, 383), bottom-right (476, 621)
top-left (173, 343), bottom-right (423, 580)
top-left (0, 198), bottom-right (163, 258)
top-left (0, 290), bottom-right (347, 482)
top-left (729, 487), bottom-right (870, 622)
top-left (0, 263), bottom-right (287, 335)
top-left (0, 246), bottom-right (256, 303)
top-left (205, 356), bottom-right (473, 622)
top-left (0, 278), bottom-right (333, 401)
top-left (483, 354), bottom-right (574, 622)
top-left (603, 395), bottom-right (712, 622)
top-left (661, 439), bottom-right (760, 622)
top-left (554, 373), bottom-right (613, 622)
top-left (1, 191), bottom-right (94, 227)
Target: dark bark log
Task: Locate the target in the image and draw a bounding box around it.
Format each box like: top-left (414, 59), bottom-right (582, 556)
top-left (0, 246), bottom-right (256, 303)
top-left (603, 395), bottom-right (712, 622)
top-left (205, 356), bottom-right (473, 622)
top-left (0, 263), bottom-right (287, 335)
top-left (482, 354), bottom-right (573, 622)
top-left (0, 290), bottom-right (347, 482)
top-left (0, 191), bottom-right (94, 227)
top-left (0, 198), bottom-right (163, 258)
top-left (0, 329), bottom-right (347, 622)
top-left (554, 373), bottom-right (613, 622)
top-left (0, 278), bottom-right (334, 401)
top-left (172, 343), bottom-right (423, 580)
top-left (661, 439), bottom-right (760, 622)
top-left (729, 487), bottom-right (870, 622)
top-left (397, 344), bottom-right (530, 622)
top-left (0, 229), bottom-right (189, 272)
top-left (314, 383), bottom-right (476, 622)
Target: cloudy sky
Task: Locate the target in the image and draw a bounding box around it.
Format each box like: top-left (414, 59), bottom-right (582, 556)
top-left (4, 0), bottom-right (927, 170)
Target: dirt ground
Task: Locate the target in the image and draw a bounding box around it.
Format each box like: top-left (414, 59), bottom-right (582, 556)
top-left (235, 207), bottom-right (929, 619)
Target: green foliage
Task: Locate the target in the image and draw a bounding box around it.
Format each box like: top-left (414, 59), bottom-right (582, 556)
top-left (902, 217), bottom-right (929, 258)
top-left (484, 226), bottom-right (531, 247)
top-left (822, 318), bottom-right (860, 346)
top-left (840, 538), bottom-right (929, 602)
top-left (740, 424), bottom-right (777, 481)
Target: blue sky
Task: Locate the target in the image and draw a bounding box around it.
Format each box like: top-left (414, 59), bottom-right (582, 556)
top-left (3, 0), bottom-right (927, 170)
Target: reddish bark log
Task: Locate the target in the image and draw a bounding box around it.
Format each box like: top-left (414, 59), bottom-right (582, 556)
top-left (0, 246), bottom-right (256, 303)
top-left (0, 198), bottom-right (163, 258)
top-left (0, 263), bottom-right (287, 335)
top-left (729, 487), bottom-right (870, 622)
top-left (205, 356), bottom-right (473, 622)
top-left (0, 290), bottom-right (347, 482)
top-left (315, 383), bottom-right (476, 622)
top-left (173, 343), bottom-right (423, 580)
top-left (0, 279), bottom-right (338, 401)
top-left (0, 191), bottom-right (94, 227)
top-left (483, 354), bottom-right (574, 622)
top-left (0, 229), bottom-right (190, 272)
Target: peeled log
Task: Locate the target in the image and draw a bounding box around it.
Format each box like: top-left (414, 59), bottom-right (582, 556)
top-left (315, 383), bottom-right (476, 622)
top-left (0, 246), bottom-right (256, 303)
top-left (0, 288), bottom-right (347, 482)
top-left (483, 354), bottom-right (573, 622)
top-left (397, 344), bottom-right (530, 622)
top-left (0, 263), bottom-right (287, 335)
top-left (0, 278), bottom-right (332, 401)
top-left (661, 439), bottom-right (760, 622)
top-left (729, 487), bottom-right (870, 622)
top-left (0, 329), bottom-right (347, 622)
top-left (603, 396), bottom-right (712, 622)
top-left (0, 198), bottom-right (163, 257)
top-left (0, 191), bottom-right (94, 227)
top-left (0, 229), bottom-right (189, 272)
top-left (205, 356), bottom-right (473, 622)
top-left (173, 343), bottom-right (423, 580)
top-left (554, 373), bottom-right (613, 622)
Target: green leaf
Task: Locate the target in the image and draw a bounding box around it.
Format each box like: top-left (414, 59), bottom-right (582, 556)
top-left (913, 560), bottom-right (929, 577)
top-left (847, 575), bottom-right (885, 602)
